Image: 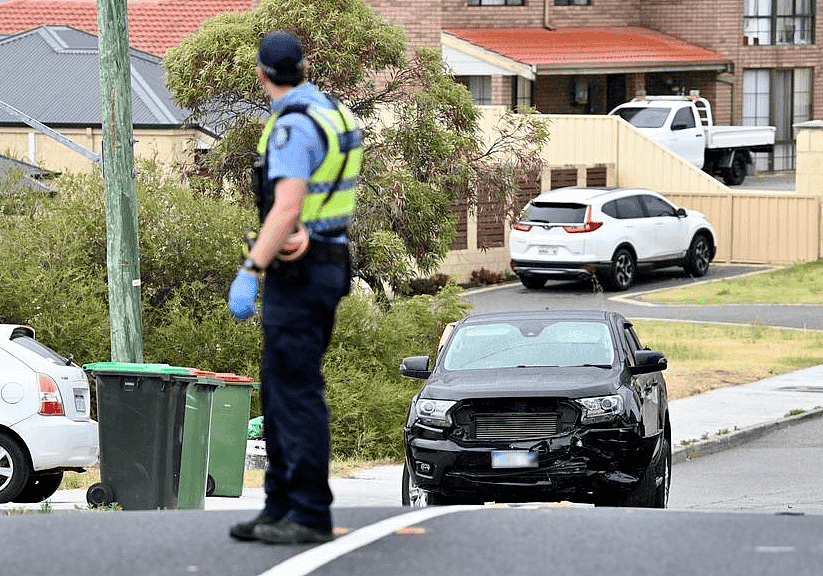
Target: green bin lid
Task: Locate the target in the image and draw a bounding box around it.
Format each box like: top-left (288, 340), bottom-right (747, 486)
top-left (83, 362), bottom-right (194, 376)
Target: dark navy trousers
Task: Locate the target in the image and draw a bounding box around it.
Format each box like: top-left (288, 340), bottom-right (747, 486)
top-left (259, 251), bottom-right (348, 532)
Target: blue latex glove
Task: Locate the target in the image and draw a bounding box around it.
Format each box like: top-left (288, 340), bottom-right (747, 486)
top-left (228, 270), bottom-right (258, 320)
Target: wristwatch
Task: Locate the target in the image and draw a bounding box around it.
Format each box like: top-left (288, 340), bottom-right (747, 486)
top-left (240, 257), bottom-right (263, 273)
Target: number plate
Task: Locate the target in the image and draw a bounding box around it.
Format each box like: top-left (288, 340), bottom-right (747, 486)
top-left (74, 389), bottom-right (86, 413)
top-left (491, 450), bottom-right (538, 469)
top-left (538, 246), bottom-right (558, 256)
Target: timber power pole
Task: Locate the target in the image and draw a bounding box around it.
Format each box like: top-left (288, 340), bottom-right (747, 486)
top-left (96, 0), bottom-right (144, 362)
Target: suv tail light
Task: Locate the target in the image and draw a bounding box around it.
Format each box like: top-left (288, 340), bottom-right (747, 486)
top-left (512, 222), bottom-right (532, 232)
top-left (563, 206), bottom-right (602, 234)
top-left (38, 374), bottom-right (65, 416)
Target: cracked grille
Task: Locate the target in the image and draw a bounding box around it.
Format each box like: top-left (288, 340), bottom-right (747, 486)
top-left (474, 413), bottom-right (560, 441)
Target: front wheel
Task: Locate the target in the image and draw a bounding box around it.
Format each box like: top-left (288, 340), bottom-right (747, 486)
top-left (0, 432), bottom-right (30, 503)
top-left (402, 462), bottom-right (430, 508)
top-left (684, 234), bottom-right (711, 277)
top-left (609, 248), bottom-right (636, 291)
top-left (620, 437), bottom-right (671, 508)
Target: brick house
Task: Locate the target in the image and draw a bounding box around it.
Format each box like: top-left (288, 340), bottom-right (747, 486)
top-left (368, 0), bottom-right (820, 172)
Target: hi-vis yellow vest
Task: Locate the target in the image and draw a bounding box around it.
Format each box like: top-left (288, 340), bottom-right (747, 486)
top-left (256, 99), bottom-right (362, 237)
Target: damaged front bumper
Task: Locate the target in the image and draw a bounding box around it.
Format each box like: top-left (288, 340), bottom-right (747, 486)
top-left (406, 425), bottom-right (661, 502)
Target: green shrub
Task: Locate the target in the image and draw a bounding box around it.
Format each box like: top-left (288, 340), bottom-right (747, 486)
top-left (324, 284), bottom-right (469, 459)
top-left (0, 162), bottom-right (469, 458)
top-left (470, 267), bottom-right (507, 285)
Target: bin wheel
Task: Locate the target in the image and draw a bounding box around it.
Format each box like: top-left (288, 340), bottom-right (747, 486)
top-left (87, 482), bottom-right (114, 508)
top-left (206, 474), bottom-right (216, 497)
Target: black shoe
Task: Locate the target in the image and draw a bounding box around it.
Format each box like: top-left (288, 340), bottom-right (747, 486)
top-left (252, 518), bottom-right (334, 545)
top-left (230, 512), bottom-right (282, 541)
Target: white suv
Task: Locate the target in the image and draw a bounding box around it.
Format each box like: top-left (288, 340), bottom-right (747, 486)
top-left (0, 325), bottom-right (98, 503)
top-left (509, 186), bottom-right (716, 290)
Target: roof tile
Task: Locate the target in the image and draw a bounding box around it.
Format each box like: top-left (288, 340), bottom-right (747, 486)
top-left (445, 27), bottom-right (729, 67)
top-left (0, 0), bottom-right (253, 56)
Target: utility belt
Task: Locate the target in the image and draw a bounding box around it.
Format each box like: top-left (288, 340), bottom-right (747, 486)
top-left (268, 240), bottom-right (351, 293)
top-left (301, 240), bottom-right (349, 264)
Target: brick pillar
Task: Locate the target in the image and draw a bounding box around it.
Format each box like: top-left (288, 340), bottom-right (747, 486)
top-left (795, 121), bottom-right (823, 196)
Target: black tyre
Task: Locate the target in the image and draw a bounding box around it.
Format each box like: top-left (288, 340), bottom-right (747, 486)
top-left (0, 432), bottom-right (30, 504)
top-left (722, 154), bottom-right (747, 186)
top-left (206, 474), bottom-right (216, 497)
top-left (86, 482), bottom-right (114, 508)
top-left (12, 471), bottom-right (64, 503)
top-left (401, 462), bottom-right (453, 507)
top-left (684, 234), bottom-right (711, 277)
top-left (609, 247), bottom-right (636, 291)
top-left (519, 274), bottom-right (546, 290)
top-left (401, 462), bottom-right (428, 508)
top-left (620, 436), bottom-right (671, 508)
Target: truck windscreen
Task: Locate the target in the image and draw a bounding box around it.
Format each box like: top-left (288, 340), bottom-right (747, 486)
top-left (612, 107), bottom-right (669, 128)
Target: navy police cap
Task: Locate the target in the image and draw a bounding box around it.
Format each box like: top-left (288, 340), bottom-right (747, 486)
top-left (257, 30), bottom-right (305, 85)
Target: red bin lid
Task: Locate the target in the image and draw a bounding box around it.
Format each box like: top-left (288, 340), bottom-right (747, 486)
top-left (214, 372), bottom-right (254, 383)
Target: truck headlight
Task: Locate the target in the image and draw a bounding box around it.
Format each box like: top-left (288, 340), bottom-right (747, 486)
top-left (575, 395), bottom-right (623, 424)
top-left (414, 399), bottom-right (457, 428)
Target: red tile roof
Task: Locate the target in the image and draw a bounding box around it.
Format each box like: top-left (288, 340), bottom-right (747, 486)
top-left (0, 0), bottom-right (254, 56)
top-left (445, 27), bottom-right (730, 70)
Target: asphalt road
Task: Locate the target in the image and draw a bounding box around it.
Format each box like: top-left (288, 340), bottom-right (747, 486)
top-left (669, 412), bottom-right (823, 515)
top-left (465, 264), bottom-right (823, 330)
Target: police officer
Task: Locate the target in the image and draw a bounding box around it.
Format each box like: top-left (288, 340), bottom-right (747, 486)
top-left (227, 30), bottom-right (362, 545)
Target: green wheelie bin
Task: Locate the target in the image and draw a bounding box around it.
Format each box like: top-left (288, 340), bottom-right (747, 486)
top-left (83, 362), bottom-right (215, 510)
top-left (192, 371), bottom-right (256, 498)
top-left (177, 373), bottom-right (221, 510)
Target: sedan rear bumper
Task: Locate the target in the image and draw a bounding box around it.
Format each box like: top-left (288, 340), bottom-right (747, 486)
top-left (13, 415), bottom-right (99, 471)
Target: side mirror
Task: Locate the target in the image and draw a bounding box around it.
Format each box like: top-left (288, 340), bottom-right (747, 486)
top-left (400, 356), bottom-right (431, 379)
top-left (676, 207), bottom-right (687, 218)
top-left (630, 349), bottom-right (667, 375)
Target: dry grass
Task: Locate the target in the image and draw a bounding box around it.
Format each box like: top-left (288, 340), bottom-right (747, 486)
top-left (633, 319), bottom-right (823, 400)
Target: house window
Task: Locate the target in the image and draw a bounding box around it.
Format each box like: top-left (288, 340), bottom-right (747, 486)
top-left (744, 0), bottom-right (815, 46)
top-left (555, 0), bottom-right (591, 5)
top-left (743, 68), bottom-right (813, 170)
top-left (513, 76), bottom-right (532, 110)
top-left (468, 0), bottom-right (524, 5)
top-left (468, 76), bottom-right (492, 105)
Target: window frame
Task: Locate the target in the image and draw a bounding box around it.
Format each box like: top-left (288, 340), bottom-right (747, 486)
top-left (743, 0), bottom-right (816, 46)
top-left (467, 0), bottom-right (525, 6)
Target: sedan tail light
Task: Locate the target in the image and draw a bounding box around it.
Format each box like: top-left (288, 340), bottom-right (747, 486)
top-left (563, 206), bottom-right (602, 233)
top-left (38, 374), bottom-right (65, 416)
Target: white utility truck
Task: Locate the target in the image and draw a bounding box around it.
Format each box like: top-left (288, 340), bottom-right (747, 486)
top-left (608, 96), bottom-right (775, 185)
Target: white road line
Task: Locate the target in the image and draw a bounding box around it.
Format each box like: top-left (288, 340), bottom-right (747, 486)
top-left (258, 506), bottom-right (484, 576)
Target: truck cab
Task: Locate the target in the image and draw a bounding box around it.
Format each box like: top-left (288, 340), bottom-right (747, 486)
top-left (609, 96), bottom-right (775, 186)
top-left (610, 98), bottom-right (706, 169)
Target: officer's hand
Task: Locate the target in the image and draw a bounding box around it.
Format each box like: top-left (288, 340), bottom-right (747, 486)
top-left (228, 270), bottom-right (258, 320)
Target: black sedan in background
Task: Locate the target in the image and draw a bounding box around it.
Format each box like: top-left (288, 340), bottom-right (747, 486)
top-left (400, 309), bottom-right (670, 508)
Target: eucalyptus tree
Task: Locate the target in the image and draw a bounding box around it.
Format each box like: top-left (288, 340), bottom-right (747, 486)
top-left (164, 0), bottom-right (548, 299)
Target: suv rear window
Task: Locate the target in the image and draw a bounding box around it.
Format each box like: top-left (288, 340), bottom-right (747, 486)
top-left (522, 202), bottom-right (587, 224)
